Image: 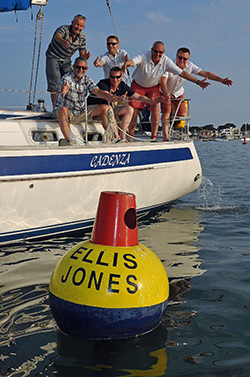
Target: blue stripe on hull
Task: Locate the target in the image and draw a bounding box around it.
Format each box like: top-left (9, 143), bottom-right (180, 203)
top-left (49, 292), bottom-right (168, 340)
top-left (0, 147), bottom-right (193, 176)
top-left (0, 218), bottom-right (95, 244)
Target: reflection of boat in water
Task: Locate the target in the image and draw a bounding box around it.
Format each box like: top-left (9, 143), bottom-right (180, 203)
top-left (0, 1), bottom-right (202, 245)
top-left (139, 207), bottom-right (205, 282)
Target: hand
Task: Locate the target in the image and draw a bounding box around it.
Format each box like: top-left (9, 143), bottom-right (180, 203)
top-left (62, 37), bottom-right (72, 48)
top-left (123, 54), bottom-right (129, 62)
top-left (163, 95), bottom-right (170, 104)
top-left (198, 78), bottom-right (210, 90)
top-left (94, 56), bottom-right (100, 67)
top-left (106, 91), bottom-right (116, 103)
top-left (150, 93), bottom-right (164, 105)
top-left (221, 77), bottom-right (233, 86)
top-left (122, 61), bottom-right (132, 72)
top-left (83, 49), bottom-right (91, 60)
top-left (116, 91), bottom-right (127, 103)
top-left (62, 81), bottom-right (69, 97)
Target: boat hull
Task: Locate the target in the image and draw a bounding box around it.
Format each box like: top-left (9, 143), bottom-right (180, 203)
top-left (0, 141), bottom-right (201, 244)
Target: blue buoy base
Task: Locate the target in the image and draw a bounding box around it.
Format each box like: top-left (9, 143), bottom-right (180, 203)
top-left (49, 292), bottom-right (168, 340)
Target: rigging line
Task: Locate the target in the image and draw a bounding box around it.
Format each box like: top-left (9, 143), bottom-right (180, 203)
top-left (28, 6), bottom-right (45, 105)
top-left (32, 6), bottom-right (45, 104)
top-left (105, 0), bottom-right (131, 85)
top-left (106, 0), bottom-right (119, 39)
top-left (28, 7), bottom-right (39, 105)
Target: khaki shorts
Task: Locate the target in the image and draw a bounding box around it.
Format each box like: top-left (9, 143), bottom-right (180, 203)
top-left (87, 103), bottom-right (129, 122)
top-left (53, 109), bottom-right (87, 124)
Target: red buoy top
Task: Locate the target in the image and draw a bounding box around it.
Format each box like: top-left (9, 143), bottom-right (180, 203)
top-left (90, 191), bottom-right (138, 247)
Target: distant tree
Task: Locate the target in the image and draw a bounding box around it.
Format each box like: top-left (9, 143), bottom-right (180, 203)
top-left (240, 123), bottom-right (250, 132)
top-left (190, 126), bottom-right (201, 132)
top-left (203, 124), bottom-right (215, 131)
top-left (218, 123), bottom-right (236, 131)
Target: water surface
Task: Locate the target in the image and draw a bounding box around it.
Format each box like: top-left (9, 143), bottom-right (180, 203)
top-left (1, 140), bottom-right (250, 376)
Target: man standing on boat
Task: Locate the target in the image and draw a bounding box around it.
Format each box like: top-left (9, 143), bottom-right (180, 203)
top-left (53, 57), bottom-right (116, 146)
top-left (160, 47), bottom-right (233, 141)
top-left (123, 41), bottom-right (209, 140)
top-left (87, 66), bottom-right (163, 141)
top-left (46, 14), bottom-right (90, 108)
top-left (93, 35), bottom-right (130, 84)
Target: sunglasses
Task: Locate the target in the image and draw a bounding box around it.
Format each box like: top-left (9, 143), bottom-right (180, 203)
top-left (153, 49), bottom-right (164, 54)
top-left (75, 65), bottom-right (87, 71)
top-left (110, 74), bottom-right (122, 79)
top-left (107, 42), bottom-right (117, 46)
top-left (177, 56), bottom-right (188, 61)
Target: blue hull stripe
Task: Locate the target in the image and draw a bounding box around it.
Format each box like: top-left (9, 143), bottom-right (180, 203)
top-left (49, 292), bottom-right (168, 339)
top-left (0, 147), bottom-right (192, 177)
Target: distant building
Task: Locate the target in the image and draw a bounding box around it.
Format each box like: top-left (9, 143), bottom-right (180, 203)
top-left (232, 128), bottom-right (242, 139)
top-left (189, 126), bottom-right (201, 138)
top-left (200, 129), bottom-right (214, 138)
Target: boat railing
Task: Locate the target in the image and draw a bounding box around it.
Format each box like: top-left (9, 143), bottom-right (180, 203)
top-left (0, 93), bottom-right (192, 144)
top-left (168, 98), bottom-right (191, 140)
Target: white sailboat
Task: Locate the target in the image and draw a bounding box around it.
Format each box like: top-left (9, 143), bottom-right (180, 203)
top-left (0, 0), bottom-right (202, 244)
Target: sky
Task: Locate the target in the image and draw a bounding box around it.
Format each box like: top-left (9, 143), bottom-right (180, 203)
top-left (0, 0), bottom-right (249, 128)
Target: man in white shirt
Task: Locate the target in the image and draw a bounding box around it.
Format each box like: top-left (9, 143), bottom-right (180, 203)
top-left (160, 47), bottom-right (233, 141)
top-left (123, 41), bottom-right (209, 140)
top-left (93, 35), bottom-right (129, 83)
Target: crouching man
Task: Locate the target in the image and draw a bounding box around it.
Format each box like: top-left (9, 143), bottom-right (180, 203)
top-left (87, 66), bottom-right (163, 141)
top-left (53, 56), bottom-right (115, 146)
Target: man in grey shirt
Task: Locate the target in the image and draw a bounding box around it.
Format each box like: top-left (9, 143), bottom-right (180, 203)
top-left (46, 14), bottom-right (90, 107)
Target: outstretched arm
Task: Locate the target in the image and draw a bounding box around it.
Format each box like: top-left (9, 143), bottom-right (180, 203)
top-left (131, 92), bottom-right (164, 105)
top-left (91, 88), bottom-right (115, 103)
top-left (54, 32), bottom-right (72, 48)
top-left (198, 70), bottom-right (233, 86)
top-left (180, 70), bottom-right (210, 90)
top-left (122, 59), bottom-right (135, 72)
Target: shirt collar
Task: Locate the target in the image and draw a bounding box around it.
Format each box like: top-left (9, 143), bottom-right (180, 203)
top-left (108, 49), bottom-right (120, 59)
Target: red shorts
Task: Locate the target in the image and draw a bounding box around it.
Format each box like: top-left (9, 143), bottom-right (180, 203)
top-left (129, 80), bottom-right (160, 109)
top-left (161, 93), bottom-right (186, 116)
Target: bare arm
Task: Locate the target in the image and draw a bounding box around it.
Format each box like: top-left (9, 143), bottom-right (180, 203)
top-left (131, 92), bottom-right (163, 105)
top-left (180, 70), bottom-right (210, 90)
top-left (54, 32), bottom-right (72, 48)
top-left (198, 70), bottom-right (233, 86)
top-left (91, 88), bottom-right (115, 103)
top-left (160, 76), bottom-right (170, 98)
top-left (122, 59), bottom-right (135, 71)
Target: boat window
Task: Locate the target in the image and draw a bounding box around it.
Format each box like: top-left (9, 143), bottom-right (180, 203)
top-left (82, 132), bottom-right (102, 141)
top-left (32, 130), bottom-right (58, 142)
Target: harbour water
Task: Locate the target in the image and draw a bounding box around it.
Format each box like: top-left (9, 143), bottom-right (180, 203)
top-left (1, 139), bottom-right (250, 376)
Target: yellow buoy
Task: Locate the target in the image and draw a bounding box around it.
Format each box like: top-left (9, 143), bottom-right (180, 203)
top-left (49, 191), bottom-right (169, 339)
